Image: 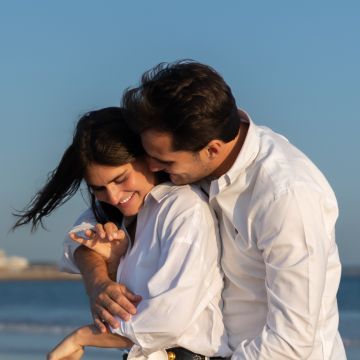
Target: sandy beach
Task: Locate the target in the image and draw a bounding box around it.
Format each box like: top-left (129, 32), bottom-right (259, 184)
top-left (0, 263), bottom-right (81, 281)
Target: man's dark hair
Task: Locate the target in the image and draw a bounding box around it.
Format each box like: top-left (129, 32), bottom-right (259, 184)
top-left (122, 60), bottom-right (241, 152)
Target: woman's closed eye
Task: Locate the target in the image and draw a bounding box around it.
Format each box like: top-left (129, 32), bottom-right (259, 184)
top-left (89, 185), bottom-right (105, 193)
top-left (114, 176), bottom-right (127, 185)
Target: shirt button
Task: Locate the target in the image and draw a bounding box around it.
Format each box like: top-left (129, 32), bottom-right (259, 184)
top-left (167, 351), bottom-right (176, 360)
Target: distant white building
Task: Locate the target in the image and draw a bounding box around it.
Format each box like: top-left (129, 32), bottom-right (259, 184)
top-left (0, 249), bottom-right (29, 270)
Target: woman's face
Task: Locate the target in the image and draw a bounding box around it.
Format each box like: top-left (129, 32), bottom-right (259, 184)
top-left (85, 159), bottom-right (156, 217)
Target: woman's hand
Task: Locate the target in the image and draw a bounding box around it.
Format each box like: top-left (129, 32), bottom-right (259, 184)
top-left (70, 222), bottom-right (128, 276)
top-left (47, 324), bottom-right (133, 359)
top-left (47, 327), bottom-right (86, 360)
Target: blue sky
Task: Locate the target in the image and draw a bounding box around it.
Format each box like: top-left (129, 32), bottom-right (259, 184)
top-left (0, 1), bottom-right (359, 265)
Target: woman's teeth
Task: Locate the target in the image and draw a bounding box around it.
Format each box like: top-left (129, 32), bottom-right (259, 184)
top-left (120, 193), bottom-right (134, 204)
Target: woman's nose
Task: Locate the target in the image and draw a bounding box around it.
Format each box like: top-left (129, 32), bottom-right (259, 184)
top-left (106, 184), bottom-right (121, 205)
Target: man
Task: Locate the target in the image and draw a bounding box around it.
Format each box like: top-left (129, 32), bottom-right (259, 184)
top-left (63, 61), bottom-right (346, 359)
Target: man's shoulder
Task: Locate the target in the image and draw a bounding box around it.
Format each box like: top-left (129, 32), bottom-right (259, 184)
top-left (224, 124), bottom-right (336, 208)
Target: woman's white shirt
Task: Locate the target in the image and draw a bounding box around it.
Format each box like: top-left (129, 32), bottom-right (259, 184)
top-left (61, 183), bottom-right (231, 359)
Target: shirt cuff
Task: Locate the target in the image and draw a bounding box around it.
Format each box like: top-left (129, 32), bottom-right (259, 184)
top-left (58, 236), bottom-right (81, 274)
top-left (110, 317), bottom-right (138, 344)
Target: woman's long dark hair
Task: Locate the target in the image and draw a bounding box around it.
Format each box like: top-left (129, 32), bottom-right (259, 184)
top-left (13, 107), bottom-right (144, 231)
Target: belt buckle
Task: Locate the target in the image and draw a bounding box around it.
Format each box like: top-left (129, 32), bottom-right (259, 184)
top-left (166, 348), bottom-right (205, 360)
top-left (167, 351), bottom-right (176, 360)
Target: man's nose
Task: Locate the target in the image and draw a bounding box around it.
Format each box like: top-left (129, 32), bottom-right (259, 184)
top-left (147, 157), bottom-right (165, 172)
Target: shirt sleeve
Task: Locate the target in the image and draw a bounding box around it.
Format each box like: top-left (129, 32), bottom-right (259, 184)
top-left (59, 208), bottom-right (97, 274)
top-left (111, 199), bottom-right (224, 354)
top-left (232, 186), bottom-right (338, 359)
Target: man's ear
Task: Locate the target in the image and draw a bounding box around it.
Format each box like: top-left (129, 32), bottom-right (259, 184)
top-left (205, 139), bottom-right (223, 159)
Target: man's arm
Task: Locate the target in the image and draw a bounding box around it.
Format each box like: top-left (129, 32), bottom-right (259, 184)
top-left (60, 208), bottom-right (141, 333)
top-left (74, 245), bottom-right (141, 333)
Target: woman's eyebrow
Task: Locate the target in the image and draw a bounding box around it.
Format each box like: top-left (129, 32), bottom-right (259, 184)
top-left (88, 170), bottom-right (128, 188)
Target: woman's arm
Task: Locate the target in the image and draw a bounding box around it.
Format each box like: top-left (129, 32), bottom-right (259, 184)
top-left (47, 324), bottom-right (133, 360)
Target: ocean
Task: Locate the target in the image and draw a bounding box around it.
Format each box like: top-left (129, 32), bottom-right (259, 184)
top-left (0, 276), bottom-right (359, 360)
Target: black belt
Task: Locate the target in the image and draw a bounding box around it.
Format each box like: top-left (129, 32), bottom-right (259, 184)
top-left (166, 347), bottom-right (226, 360)
top-left (122, 347), bottom-right (226, 360)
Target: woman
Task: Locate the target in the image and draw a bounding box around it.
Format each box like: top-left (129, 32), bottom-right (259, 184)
top-left (13, 108), bottom-right (230, 360)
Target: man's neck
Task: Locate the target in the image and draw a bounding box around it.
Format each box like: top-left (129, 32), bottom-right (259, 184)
top-left (211, 121), bottom-right (249, 178)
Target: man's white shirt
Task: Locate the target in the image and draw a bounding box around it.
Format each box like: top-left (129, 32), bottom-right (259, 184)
top-left (200, 110), bottom-right (346, 359)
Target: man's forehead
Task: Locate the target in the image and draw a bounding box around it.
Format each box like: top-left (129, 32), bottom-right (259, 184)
top-left (141, 129), bottom-right (174, 153)
top-left (141, 129), bottom-right (193, 161)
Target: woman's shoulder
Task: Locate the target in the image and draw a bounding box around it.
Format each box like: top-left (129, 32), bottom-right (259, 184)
top-left (148, 183), bottom-right (218, 245)
top-left (150, 182), bottom-right (208, 207)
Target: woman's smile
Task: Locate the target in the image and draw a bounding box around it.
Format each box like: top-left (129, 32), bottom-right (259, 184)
top-left (119, 192), bottom-right (135, 205)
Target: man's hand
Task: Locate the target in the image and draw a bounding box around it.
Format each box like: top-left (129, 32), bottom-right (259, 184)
top-left (90, 279), bottom-right (142, 332)
top-left (73, 246), bottom-right (142, 333)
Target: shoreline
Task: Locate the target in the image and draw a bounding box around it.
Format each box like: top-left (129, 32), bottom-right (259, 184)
top-left (342, 266), bottom-right (360, 277)
top-left (0, 264), bottom-right (81, 281)
top-left (1, 264), bottom-right (359, 281)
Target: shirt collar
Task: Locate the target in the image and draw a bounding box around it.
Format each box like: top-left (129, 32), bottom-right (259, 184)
top-left (226, 109), bottom-right (260, 182)
top-left (207, 109), bottom-right (261, 197)
top-left (144, 182), bottom-right (175, 204)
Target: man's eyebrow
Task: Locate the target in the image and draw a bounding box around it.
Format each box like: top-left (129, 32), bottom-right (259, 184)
top-left (149, 155), bottom-right (174, 164)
